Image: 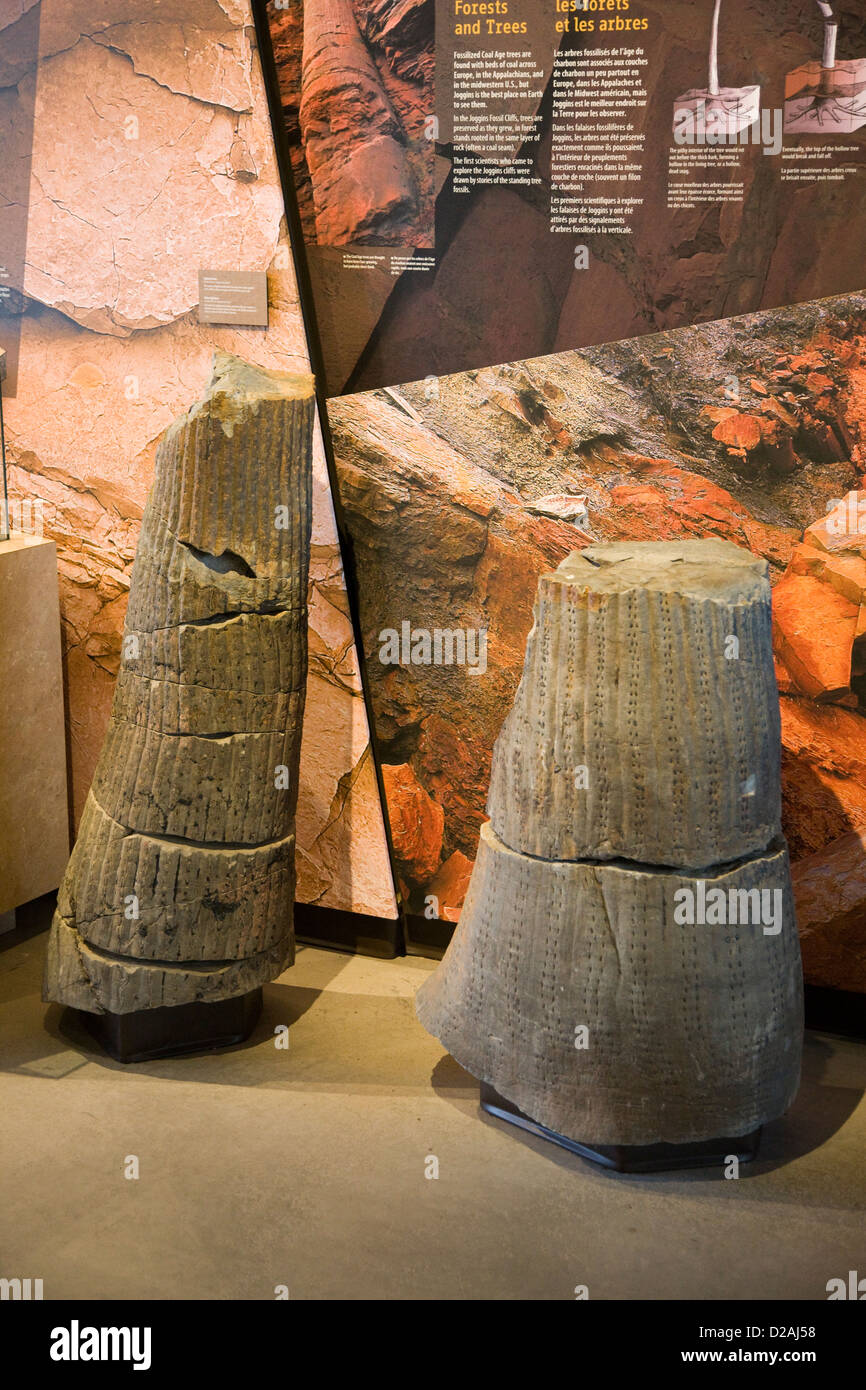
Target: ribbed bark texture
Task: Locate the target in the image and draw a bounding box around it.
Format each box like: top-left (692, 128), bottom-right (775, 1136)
top-left (43, 352), bottom-right (314, 1015)
top-left (417, 539), bottom-right (804, 1147)
top-left (488, 540), bottom-right (782, 869)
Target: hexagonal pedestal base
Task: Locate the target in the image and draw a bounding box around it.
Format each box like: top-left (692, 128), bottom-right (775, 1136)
top-left (77, 988), bottom-right (263, 1064)
top-left (480, 1084), bottom-right (761, 1173)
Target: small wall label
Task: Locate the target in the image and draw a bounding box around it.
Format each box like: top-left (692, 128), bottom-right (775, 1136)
top-left (198, 270), bottom-right (268, 327)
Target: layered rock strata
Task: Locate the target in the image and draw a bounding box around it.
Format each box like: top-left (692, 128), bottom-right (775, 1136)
top-left (417, 540), bottom-right (804, 1147)
top-left (43, 353), bottom-right (314, 1014)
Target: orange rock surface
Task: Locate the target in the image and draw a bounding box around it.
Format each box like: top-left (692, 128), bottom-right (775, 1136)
top-left (792, 833), bottom-right (866, 993)
top-left (426, 851), bottom-right (474, 922)
top-left (381, 763), bottom-right (445, 883)
top-left (780, 697), bottom-right (866, 858)
top-left (772, 574), bottom-right (859, 700)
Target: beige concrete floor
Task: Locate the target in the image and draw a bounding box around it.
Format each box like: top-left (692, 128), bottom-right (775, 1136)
top-left (1, 921), bottom-right (864, 1301)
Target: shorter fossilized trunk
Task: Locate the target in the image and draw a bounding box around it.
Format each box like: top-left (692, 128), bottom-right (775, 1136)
top-left (488, 540), bottom-right (782, 871)
top-left (417, 539), bottom-right (803, 1147)
top-left (417, 823), bottom-right (802, 1146)
top-left (43, 353), bottom-right (314, 1015)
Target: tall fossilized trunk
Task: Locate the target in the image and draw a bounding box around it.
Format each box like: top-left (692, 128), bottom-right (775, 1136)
top-left (299, 0), bottom-right (417, 245)
top-left (43, 353), bottom-right (314, 1015)
top-left (417, 539), bottom-right (804, 1148)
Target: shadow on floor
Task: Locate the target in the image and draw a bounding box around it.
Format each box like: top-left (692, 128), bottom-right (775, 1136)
top-left (428, 1030), bottom-right (866, 1190)
top-left (2, 926), bottom-right (447, 1095)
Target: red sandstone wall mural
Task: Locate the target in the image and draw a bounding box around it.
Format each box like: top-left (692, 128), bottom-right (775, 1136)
top-left (1, 0), bottom-right (397, 922)
top-left (329, 290), bottom-right (866, 992)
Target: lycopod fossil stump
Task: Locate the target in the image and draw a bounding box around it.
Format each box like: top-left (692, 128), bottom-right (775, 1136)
top-left (417, 539), bottom-right (804, 1149)
top-left (43, 353), bottom-right (314, 1015)
top-left (488, 540), bottom-right (782, 870)
top-left (417, 823), bottom-right (801, 1147)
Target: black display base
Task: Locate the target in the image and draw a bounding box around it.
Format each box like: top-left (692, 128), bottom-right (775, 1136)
top-left (480, 1083), bottom-right (762, 1173)
top-left (79, 988), bottom-right (263, 1064)
top-left (404, 912), bottom-right (453, 959)
top-left (804, 984), bottom-right (866, 1040)
top-left (294, 901), bottom-right (403, 958)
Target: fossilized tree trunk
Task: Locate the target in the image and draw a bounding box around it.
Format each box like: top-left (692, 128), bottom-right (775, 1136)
top-left (417, 539), bottom-right (804, 1147)
top-left (43, 353), bottom-right (314, 1015)
top-left (488, 540), bottom-right (782, 870)
top-left (300, 0), bottom-right (417, 245)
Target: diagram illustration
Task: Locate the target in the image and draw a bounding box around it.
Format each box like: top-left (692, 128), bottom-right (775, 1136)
top-left (785, 1), bottom-right (866, 133)
top-left (673, 0), bottom-right (761, 139)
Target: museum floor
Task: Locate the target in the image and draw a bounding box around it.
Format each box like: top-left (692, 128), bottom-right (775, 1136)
top-left (1, 913), bottom-right (864, 1302)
